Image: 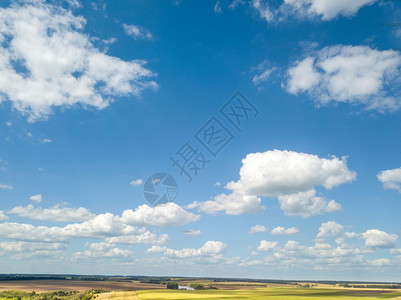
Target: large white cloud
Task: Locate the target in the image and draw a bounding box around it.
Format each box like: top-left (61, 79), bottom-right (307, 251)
top-left (285, 45), bottom-right (401, 112)
top-left (0, 1), bottom-right (157, 121)
top-left (121, 203), bottom-right (200, 227)
top-left (226, 150), bottom-right (356, 196)
top-left (252, 0), bottom-right (377, 23)
top-left (189, 150), bottom-right (355, 217)
top-left (377, 167), bottom-right (401, 192)
top-left (8, 204), bottom-right (94, 222)
top-left (362, 229), bottom-right (398, 248)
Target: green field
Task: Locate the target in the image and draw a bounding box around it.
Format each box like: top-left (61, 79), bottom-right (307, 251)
top-left (136, 287), bottom-right (401, 300)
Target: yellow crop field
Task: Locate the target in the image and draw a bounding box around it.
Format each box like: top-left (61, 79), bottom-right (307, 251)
top-left (134, 287), bottom-right (401, 300)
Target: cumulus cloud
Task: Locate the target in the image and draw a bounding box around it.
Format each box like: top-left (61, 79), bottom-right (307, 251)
top-left (29, 194), bottom-right (42, 203)
top-left (285, 45), bottom-right (401, 112)
top-left (0, 213), bottom-right (139, 242)
top-left (189, 150), bottom-right (354, 217)
top-left (122, 24), bottom-right (153, 40)
top-left (316, 221), bottom-right (358, 244)
top-left (0, 241), bottom-right (66, 252)
top-left (147, 241), bottom-right (226, 259)
top-left (8, 204), bottom-right (95, 222)
top-left (252, 0), bottom-right (377, 23)
top-left (317, 221), bottom-right (344, 238)
top-left (187, 193), bottom-right (262, 215)
top-left (248, 225), bottom-right (267, 234)
top-left (121, 203), bottom-right (200, 227)
top-left (378, 167), bottom-right (401, 192)
top-left (278, 190), bottom-right (341, 218)
top-left (362, 229), bottom-right (398, 248)
top-left (0, 1), bottom-right (157, 121)
top-left (257, 240), bottom-right (278, 251)
top-left (271, 226), bottom-right (299, 235)
top-left (227, 150), bottom-right (356, 196)
top-left (106, 232), bottom-right (169, 245)
top-left (76, 242), bottom-right (132, 259)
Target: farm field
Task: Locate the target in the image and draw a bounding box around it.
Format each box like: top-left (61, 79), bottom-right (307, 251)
top-left (0, 280), bottom-right (165, 293)
top-left (1, 280), bottom-right (401, 300)
top-left (136, 287), bottom-right (401, 300)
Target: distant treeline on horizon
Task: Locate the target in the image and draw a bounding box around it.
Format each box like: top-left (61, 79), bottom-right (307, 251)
top-left (0, 274), bottom-right (400, 286)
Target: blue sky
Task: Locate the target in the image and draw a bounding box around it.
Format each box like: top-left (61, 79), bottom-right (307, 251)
top-left (0, 0), bottom-right (401, 281)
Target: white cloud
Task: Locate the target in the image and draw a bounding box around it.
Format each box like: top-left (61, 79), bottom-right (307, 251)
top-left (252, 0), bottom-right (377, 23)
top-left (362, 229), bottom-right (398, 248)
top-left (5, 122), bottom-right (12, 126)
top-left (378, 167), bottom-right (401, 192)
top-left (252, 61), bottom-right (277, 90)
top-left (0, 211), bottom-right (9, 222)
top-left (183, 229), bottom-right (201, 236)
top-left (317, 221), bottom-right (344, 238)
top-left (106, 232), bottom-right (169, 245)
top-left (122, 24), bottom-right (153, 40)
top-left (285, 45), bottom-right (401, 112)
top-left (390, 248), bottom-right (401, 254)
top-left (146, 245), bottom-right (165, 254)
top-left (271, 226), bottom-right (299, 235)
top-left (0, 241), bottom-right (66, 253)
top-left (29, 194), bottom-right (42, 203)
top-left (8, 204), bottom-right (94, 222)
top-left (147, 241), bottom-right (226, 259)
top-left (229, 0), bottom-right (244, 9)
top-left (257, 240), bottom-right (278, 251)
top-left (227, 150), bottom-right (356, 196)
top-left (0, 1), bottom-right (157, 121)
top-left (130, 179), bottom-right (144, 186)
top-left (278, 189), bottom-right (341, 218)
top-left (76, 242), bottom-right (132, 259)
top-left (0, 184), bottom-right (12, 189)
top-left (253, 0), bottom-right (274, 22)
top-left (0, 222), bottom-right (69, 242)
top-left (187, 193), bottom-right (262, 215)
top-left (0, 213), bottom-right (139, 242)
top-left (283, 0), bottom-right (377, 20)
top-left (189, 149), bottom-right (354, 217)
top-left (248, 225), bottom-right (267, 234)
top-left (121, 203), bottom-right (200, 227)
